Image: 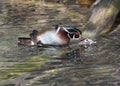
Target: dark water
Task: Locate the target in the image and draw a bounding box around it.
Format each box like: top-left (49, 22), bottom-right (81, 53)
top-left (0, 2), bottom-right (120, 86)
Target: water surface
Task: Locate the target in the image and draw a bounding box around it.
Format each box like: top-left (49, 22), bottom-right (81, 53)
top-left (0, 2), bottom-right (120, 86)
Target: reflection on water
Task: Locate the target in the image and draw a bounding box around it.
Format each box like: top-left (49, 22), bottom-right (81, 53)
top-left (0, 2), bottom-right (120, 86)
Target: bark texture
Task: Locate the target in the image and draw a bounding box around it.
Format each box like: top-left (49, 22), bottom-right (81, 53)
top-left (83, 0), bottom-right (120, 38)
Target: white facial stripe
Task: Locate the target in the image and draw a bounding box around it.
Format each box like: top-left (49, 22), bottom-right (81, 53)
top-left (62, 27), bottom-right (70, 33)
top-left (55, 27), bottom-right (61, 34)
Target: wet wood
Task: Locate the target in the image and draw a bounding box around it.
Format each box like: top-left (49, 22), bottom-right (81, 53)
top-left (83, 0), bottom-right (120, 38)
top-left (78, 0), bottom-right (95, 7)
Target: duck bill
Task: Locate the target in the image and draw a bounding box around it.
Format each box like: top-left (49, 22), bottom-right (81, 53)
top-left (18, 37), bottom-right (35, 46)
top-left (79, 35), bottom-right (83, 39)
top-left (79, 35), bottom-right (85, 41)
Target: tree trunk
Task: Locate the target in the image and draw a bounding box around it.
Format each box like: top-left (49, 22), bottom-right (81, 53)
top-left (83, 0), bottom-right (120, 38)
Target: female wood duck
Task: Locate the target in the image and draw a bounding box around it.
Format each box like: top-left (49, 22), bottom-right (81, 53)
top-left (18, 25), bottom-right (82, 46)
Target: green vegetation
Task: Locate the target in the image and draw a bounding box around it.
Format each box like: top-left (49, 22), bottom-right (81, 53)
top-left (0, 55), bottom-right (50, 82)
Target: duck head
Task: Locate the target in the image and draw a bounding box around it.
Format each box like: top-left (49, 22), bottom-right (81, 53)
top-left (67, 28), bottom-right (82, 39)
top-left (61, 25), bottom-right (82, 40)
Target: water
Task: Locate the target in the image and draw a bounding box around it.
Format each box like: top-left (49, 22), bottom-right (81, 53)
top-left (0, 2), bottom-right (120, 86)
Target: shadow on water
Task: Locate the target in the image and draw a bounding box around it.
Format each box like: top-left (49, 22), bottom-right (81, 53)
top-left (0, 1), bottom-right (120, 86)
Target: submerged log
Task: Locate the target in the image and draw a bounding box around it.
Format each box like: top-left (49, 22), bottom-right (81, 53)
top-left (83, 0), bottom-right (120, 38)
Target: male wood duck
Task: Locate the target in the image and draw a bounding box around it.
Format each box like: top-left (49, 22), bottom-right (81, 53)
top-left (18, 25), bottom-right (82, 46)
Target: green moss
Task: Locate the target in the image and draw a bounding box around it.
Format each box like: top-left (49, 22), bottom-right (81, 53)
top-left (0, 55), bottom-right (50, 82)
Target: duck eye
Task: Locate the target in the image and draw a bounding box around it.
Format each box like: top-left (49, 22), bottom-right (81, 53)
top-left (75, 32), bottom-right (79, 35)
top-left (75, 32), bottom-right (79, 38)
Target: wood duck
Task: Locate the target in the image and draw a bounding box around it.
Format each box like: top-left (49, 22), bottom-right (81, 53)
top-left (18, 25), bottom-right (82, 46)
